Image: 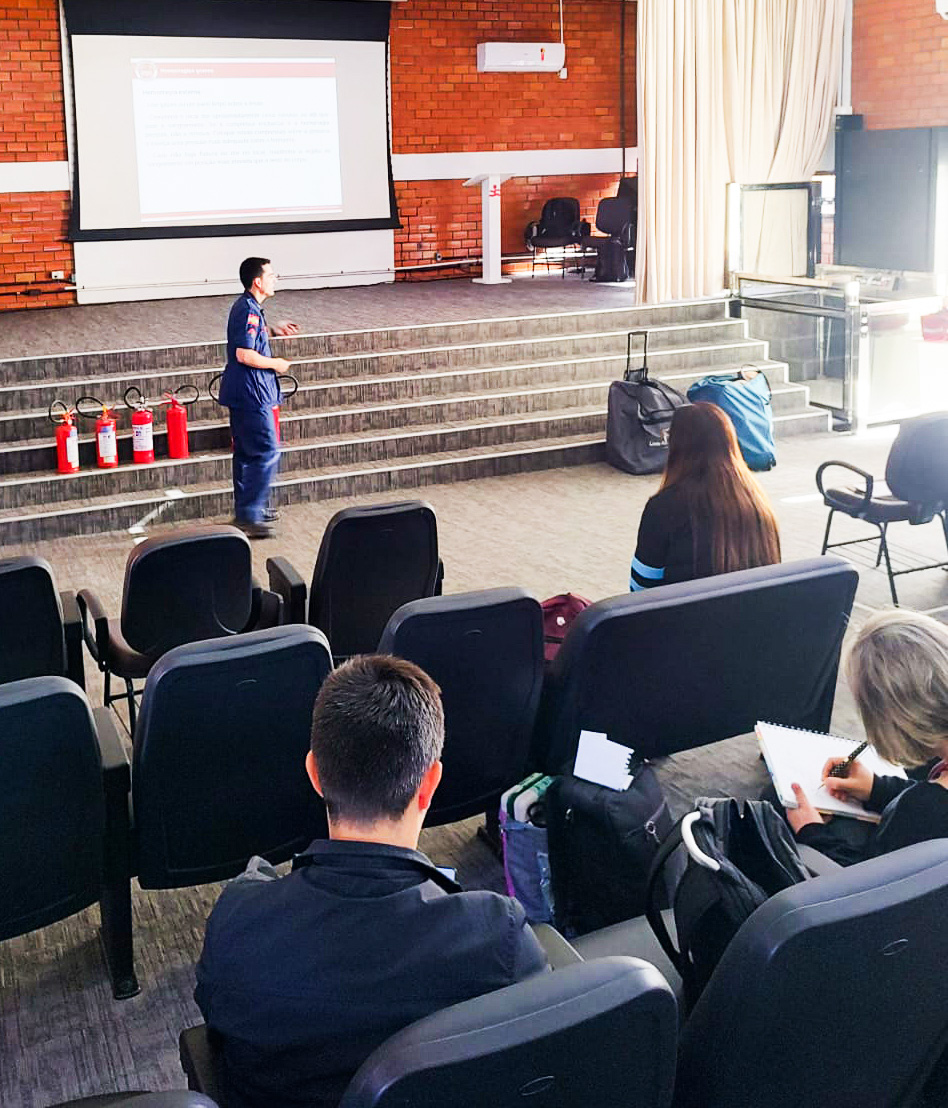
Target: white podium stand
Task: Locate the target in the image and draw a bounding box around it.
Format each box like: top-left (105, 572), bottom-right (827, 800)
top-left (463, 173), bottom-right (513, 285)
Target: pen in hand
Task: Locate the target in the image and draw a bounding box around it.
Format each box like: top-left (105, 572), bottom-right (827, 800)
top-left (826, 740), bottom-right (869, 779)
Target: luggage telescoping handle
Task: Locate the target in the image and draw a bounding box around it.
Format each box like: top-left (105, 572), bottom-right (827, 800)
top-left (625, 330), bottom-right (649, 382)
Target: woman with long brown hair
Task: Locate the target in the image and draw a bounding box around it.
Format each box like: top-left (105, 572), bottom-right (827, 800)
top-left (630, 402), bottom-right (780, 591)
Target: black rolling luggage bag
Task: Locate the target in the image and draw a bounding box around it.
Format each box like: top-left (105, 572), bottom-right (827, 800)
top-left (606, 331), bottom-right (689, 475)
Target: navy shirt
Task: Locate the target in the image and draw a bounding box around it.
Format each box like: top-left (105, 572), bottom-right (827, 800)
top-left (195, 840), bottom-right (548, 1108)
top-left (219, 292), bottom-right (279, 410)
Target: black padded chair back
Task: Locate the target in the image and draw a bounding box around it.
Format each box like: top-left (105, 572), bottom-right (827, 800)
top-left (51, 1095), bottom-right (219, 1107)
top-left (594, 195), bottom-right (634, 237)
top-left (675, 840), bottom-right (948, 1108)
top-left (885, 411), bottom-right (948, 507)
top-left (0, 676), bottom-right (103, 940)
top-left (120, 527), bottom-right (253, 659)
top-left (538, 197), bottom-right (581, 239)
top-left (133, 625), bottom-right (332, 888)
top-left (309, 501), bottom-right (440, 659)
top-left (536, 556), bottom-right (858, 772)
top-left (378, 588), bottom-right (544, 825)
top-left (0, 557), bottom-right (67, 685)
top-left (340, 957), bottom-right (677, 1108)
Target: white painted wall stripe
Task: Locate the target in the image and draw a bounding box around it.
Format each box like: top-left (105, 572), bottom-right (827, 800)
top-left (392, 146), bottom-right (638, 182)
top-left (0, 161), bottom-right (70, 194)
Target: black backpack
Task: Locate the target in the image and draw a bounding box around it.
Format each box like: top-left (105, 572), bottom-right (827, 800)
top-left (646, 797), bottom-right (810, 1012)
top-left (592, 239), bottom-right (630, 282)
top-left (606, 331), bottom-right (689, 475)
top-left (546, 766), bottom-right (672, 938)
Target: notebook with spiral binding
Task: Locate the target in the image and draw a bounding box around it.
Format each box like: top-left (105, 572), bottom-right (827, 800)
top-left (756, 721), bottom-right (907, 823)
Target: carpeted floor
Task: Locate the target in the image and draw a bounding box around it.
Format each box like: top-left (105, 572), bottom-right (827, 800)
top-left (4, 289), bottom-right (946, 1105)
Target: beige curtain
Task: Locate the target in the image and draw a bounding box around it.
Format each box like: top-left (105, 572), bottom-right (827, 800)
top-left (635, 0), bottom-right (846, 303)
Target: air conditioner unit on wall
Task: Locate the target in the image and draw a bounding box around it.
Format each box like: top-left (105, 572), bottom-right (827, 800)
top-left (476, 42), bottom-right (566, 73)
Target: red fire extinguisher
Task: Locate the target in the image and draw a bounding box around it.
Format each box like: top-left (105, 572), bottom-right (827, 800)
top-left (49, 399), bottom-right (80, 474)
top-left (164, 384), bottom-right (199, 459)
top-left (272, 374), bottom-right (299, 444)
top-left (77, 395), bottom-right (119, 469)
top-left (124, 387), bottom-right (155, 465)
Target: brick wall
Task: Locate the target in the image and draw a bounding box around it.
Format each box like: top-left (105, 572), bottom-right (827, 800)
top-left (391, 0), bottom-right (636, 278)
top-left (0, 0), bottom-right (635, 310)
top-left (852, 0), bottom-right (948, 129)
top-left (0, 0), bottom-right (75, 309)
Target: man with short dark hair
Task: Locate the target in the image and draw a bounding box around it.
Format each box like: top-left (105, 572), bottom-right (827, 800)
top-left (219, 257), bottom-right (299, 539)
top-left (195, 654), bottom-right (547, 1108)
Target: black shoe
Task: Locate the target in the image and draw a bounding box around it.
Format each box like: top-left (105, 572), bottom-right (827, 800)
top-left (233, 518), bottom-right (275, 539)
top-left (262, 508), bottom-right (281, 523)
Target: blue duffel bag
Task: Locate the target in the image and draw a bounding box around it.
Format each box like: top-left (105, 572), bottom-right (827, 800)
top-left (686, 367), bottom-right (776, 471)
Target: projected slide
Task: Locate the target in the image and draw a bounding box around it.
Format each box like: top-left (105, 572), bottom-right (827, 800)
top-left (69, 35), bottom-right (393, 237)
top-left (131, 58), bottom-right (342, 222)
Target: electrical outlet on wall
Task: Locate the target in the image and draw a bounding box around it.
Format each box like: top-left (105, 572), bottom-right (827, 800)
top-left (51, 270), bottom-right (65, 280)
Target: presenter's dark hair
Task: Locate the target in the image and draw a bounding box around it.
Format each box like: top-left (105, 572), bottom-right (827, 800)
top-left (662, 402), bottom-right (780, 575)
top-left (239, 257), bottom-right (270, 291)
top-left (310, 654), bottom-right (444, 824)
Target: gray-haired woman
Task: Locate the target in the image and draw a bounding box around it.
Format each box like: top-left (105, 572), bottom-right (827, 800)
top-left (786, 609), bottom-right (948, 865)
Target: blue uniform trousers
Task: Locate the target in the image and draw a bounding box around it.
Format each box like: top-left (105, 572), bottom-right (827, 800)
top-left (229, 405), bottom-right (279, 524)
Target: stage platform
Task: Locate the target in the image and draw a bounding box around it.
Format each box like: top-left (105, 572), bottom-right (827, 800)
top-left (0, 277), bottom-right (831, 544)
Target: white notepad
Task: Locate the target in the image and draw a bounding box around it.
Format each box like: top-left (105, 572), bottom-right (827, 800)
top-left (756, 721), bottom-right (907, 823)
top-left (573, 730), bottom-right (636, 791)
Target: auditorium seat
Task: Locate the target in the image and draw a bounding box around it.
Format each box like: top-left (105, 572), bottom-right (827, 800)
top-left (78, 526), bottom-right (282, 730)
top-left (0, 676), bottom-right (138, 999)
top-left (49, 1094), bottom-right (218, 1107)
top-left (267, 500), bottom-right (443, 662)
top-left (534, 555), bottom-right (858, 773)
top-left (117, 626), bottom-right (332, 985)
top-left (0, 555), bottom-right (85, 689)
top-left (673, 840), bottom-right (948, 1108)
top-left (180, 956), bottom-right (677, 1108)
top-left (378, 588), bottom-right (545, 827)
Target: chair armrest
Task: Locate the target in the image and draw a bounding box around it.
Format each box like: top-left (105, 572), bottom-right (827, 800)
top-left (266, 556), bottom-right (308, 624)
top-left (94, 705), bottom-right (130, 795)
top-left (257, 588), bottom-right (284, 628)
top-left (434, 558), bottom-right (445, 597)
top-left (531, 923), bottom-right (584, 969)
top-left (60, 589), bottom-right (86, 690)
top-left (524, 220), bottom-right (540, 247)
top-left (180, 1024), bottom-right (224, 1103)
top-left (796, 843), bottom-right (844, 878)
top-left (571, 219), bottom-right (591, 240)
top-left (815, 460), bottom-right (874, 509)
top-left (77, 588), bottom-right (111, 667)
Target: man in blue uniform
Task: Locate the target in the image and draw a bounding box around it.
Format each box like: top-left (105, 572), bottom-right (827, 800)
top-left (195, 655), bottom-right (548, 1108)
top-left (219, 257), bottom-right (299, 538)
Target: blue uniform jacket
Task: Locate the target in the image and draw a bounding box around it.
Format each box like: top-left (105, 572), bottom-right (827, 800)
top-left (195, 839), bottom-right (548, 1108)
top-left (219, 292), bottom-right (279, 411)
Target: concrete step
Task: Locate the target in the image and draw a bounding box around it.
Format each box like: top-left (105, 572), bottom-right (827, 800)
top-left (0, 319), bottom-right (750, 416)
top-left (0, 379), bottom-right (824, 513)
top-left (0, 432), bottom-right (609, 544)
top-left (0, 367), bottom-right (810, 476)
top-left (0, 298), bottom-right (732, 386)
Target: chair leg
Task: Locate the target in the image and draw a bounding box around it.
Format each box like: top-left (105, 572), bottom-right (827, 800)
top-left (125, 679), bottom-right (137, 734)
top-left (878, 525), bottom-right (899, 607)
top-left (820, 509), bottom-right (835, 555)
top-left (99, 874), bottom-right (139, 999)
top-left (875, 523), bottom-right (887, 567)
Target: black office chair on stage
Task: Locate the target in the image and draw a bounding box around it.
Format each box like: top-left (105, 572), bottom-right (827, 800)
top-left (534, 556), bottom-right (858, 774)
top-left (816, 411), bottom-right (948, 605)
top-left (110, 626), bottom-right (332, 986)
top-left (580, 195), bottom-right (635, 282)
top-left (267, 500), bottom-right (442, 662)
top-left (180, 957), bottom-right (677, 1108)
top-left (0, 556), bottom-right (85, 689)
top-left (673, 840), bottom-right (948, 1108)
top-left (378, 588), bottom-right (545, 829)
top-left (78, 526), bottom-right (282, 730)
top-left (0, 676), bottom-right (137, 999)
top-left (524, 197), bottom-right (590, 277)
